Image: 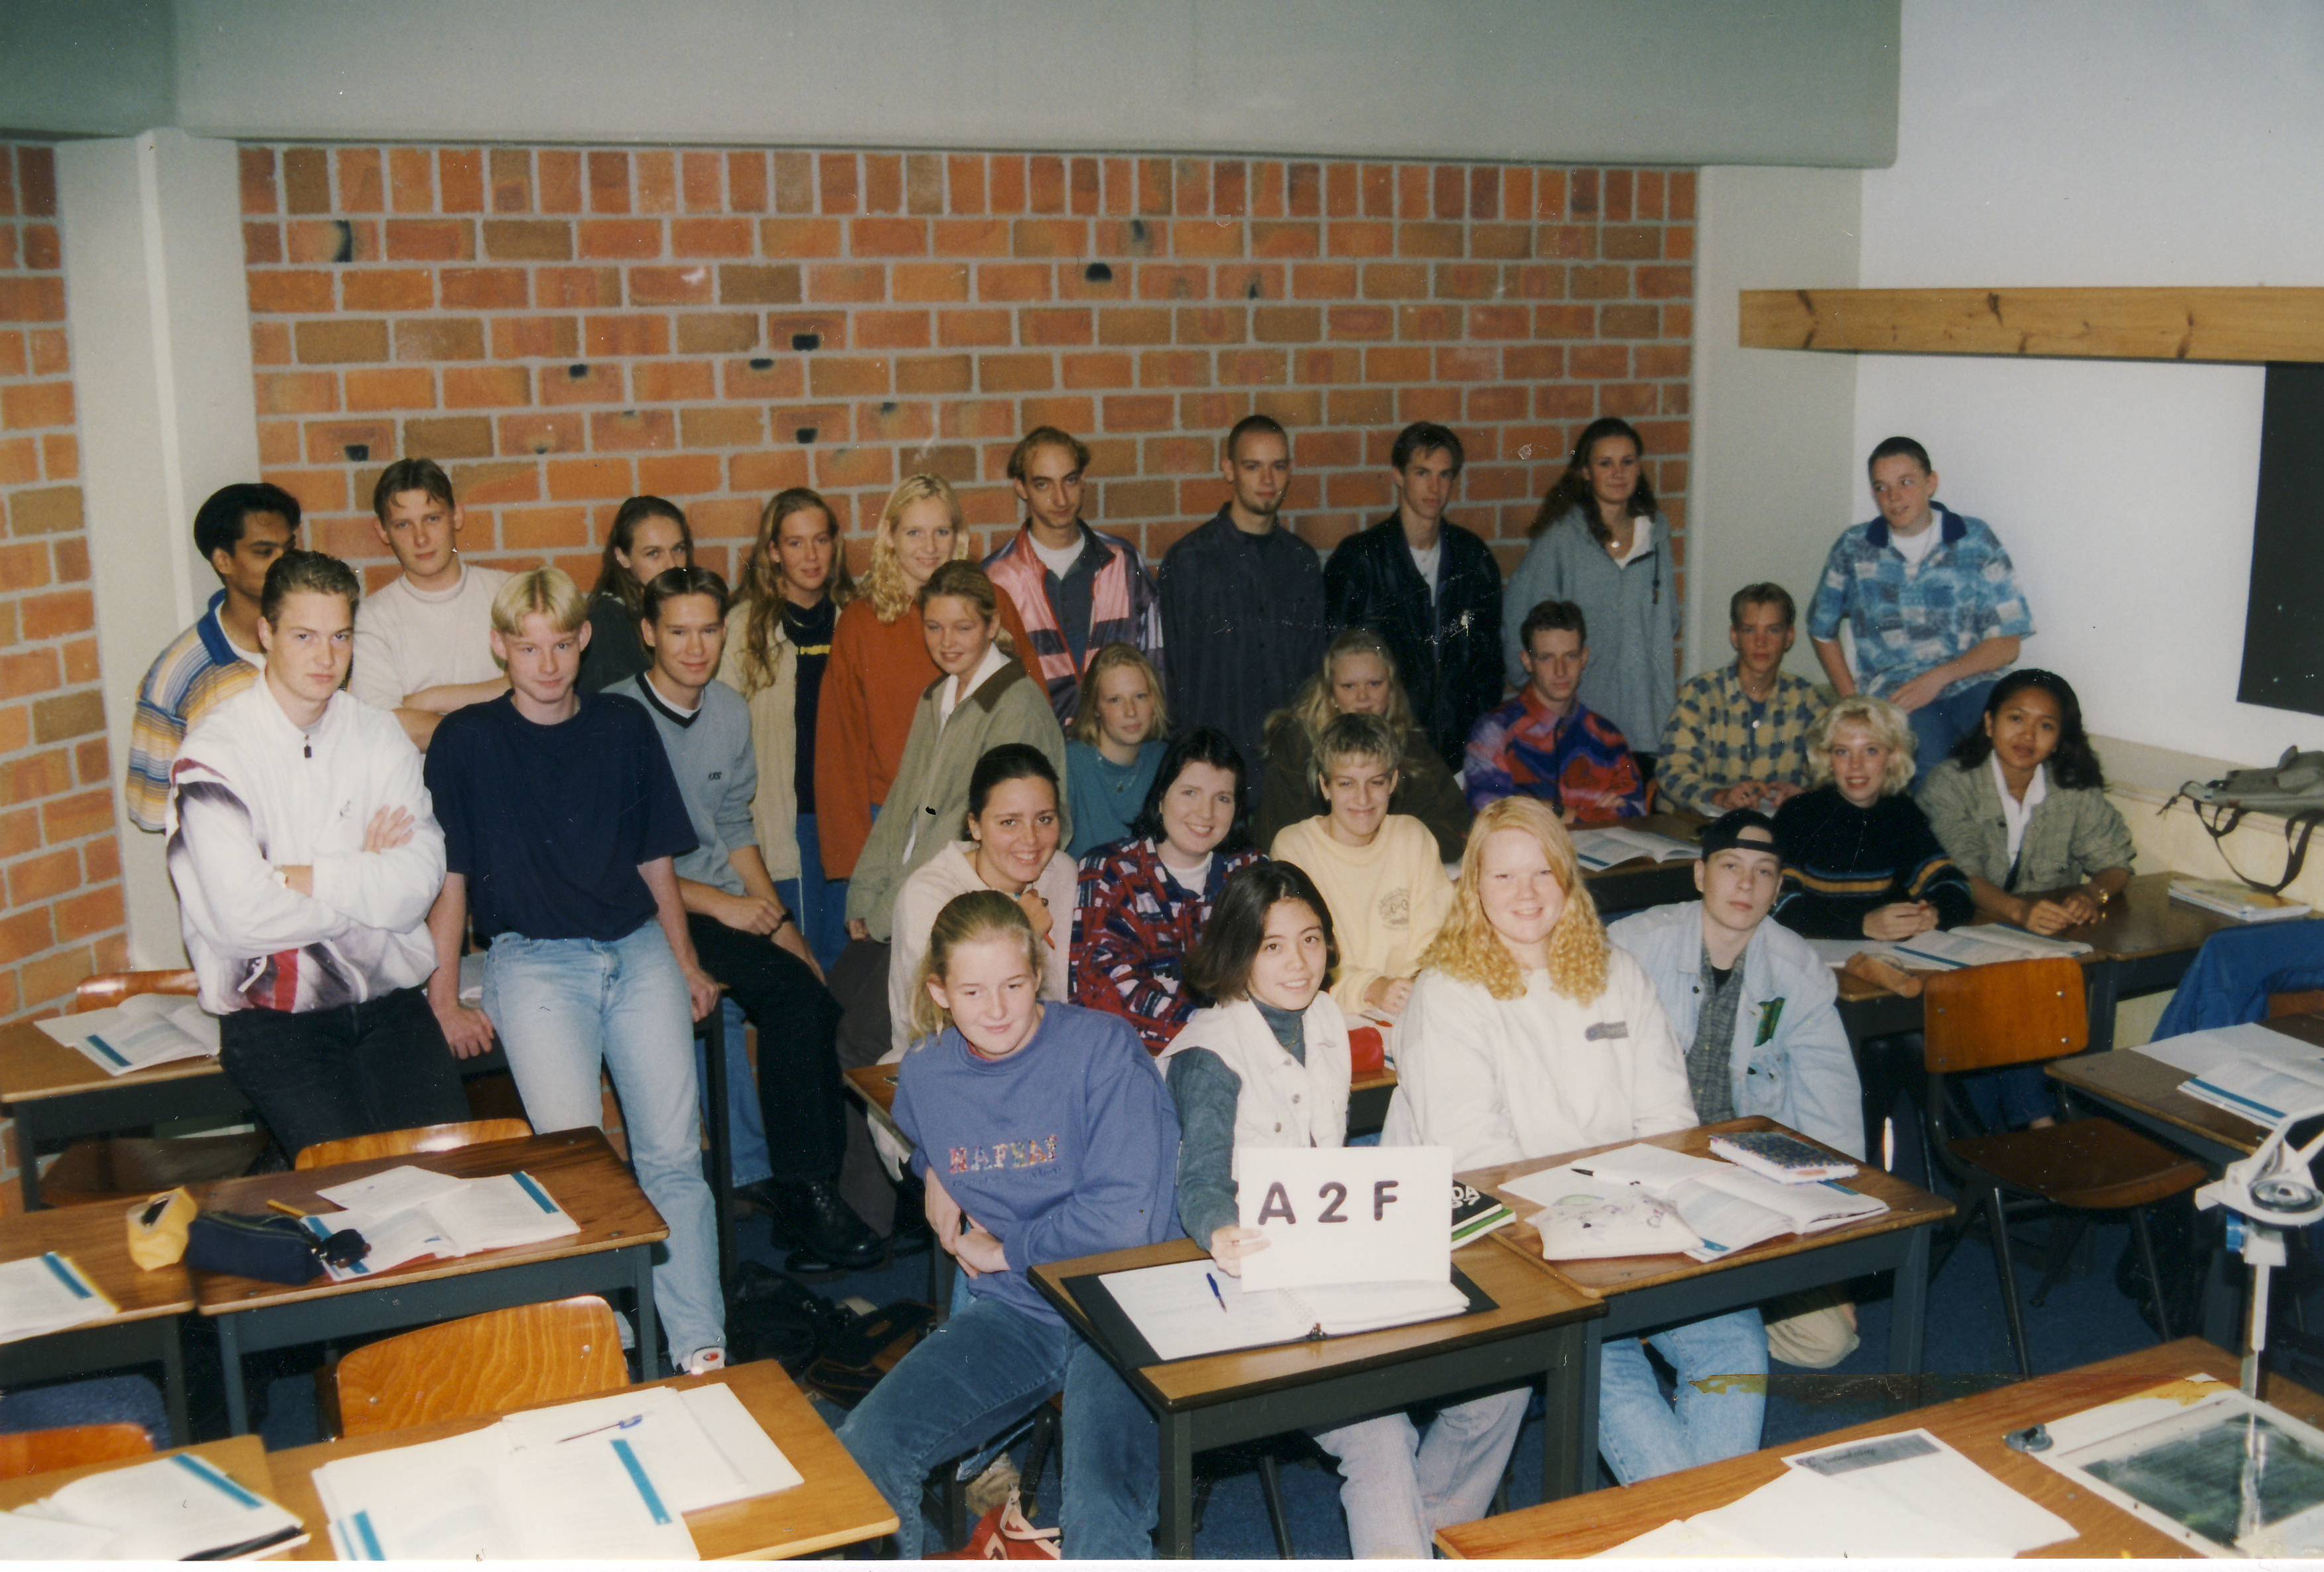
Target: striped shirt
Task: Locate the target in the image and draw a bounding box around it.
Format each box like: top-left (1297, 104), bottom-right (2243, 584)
top-left (126, 592), bottom-right (261, 832)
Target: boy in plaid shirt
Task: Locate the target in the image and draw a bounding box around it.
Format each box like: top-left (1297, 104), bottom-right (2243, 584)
top-left (1657, 583), bottom-right (1824, 817)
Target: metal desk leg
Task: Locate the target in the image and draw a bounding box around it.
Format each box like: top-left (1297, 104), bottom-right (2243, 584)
top-left (2084, 964), bottom-right (2122, 1053)
top-left (699, 1008), bottom-right (734, 1287)
top-left (1572, 1317), bottom-right (1605, 1498)
top-left (632, 1245), bottom-right (663, 1378)
top-left (1158, 1412), bottom-right (1196, 1557)
top-left (1893, 1225), bottom-right (1931, 1378)
top-left (218, 1317), bottom-right (250, 1436)
top-left (1540, 1319), bottom-right (1594, 1502)
top-left (161, 1321), bottom-right (190, 1446)
top-left (15, 1132), bottom-right (40, 1212)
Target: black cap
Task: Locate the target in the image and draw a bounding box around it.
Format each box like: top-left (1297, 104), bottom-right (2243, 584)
top-left (1699, 808), bottom-right (1779, 859)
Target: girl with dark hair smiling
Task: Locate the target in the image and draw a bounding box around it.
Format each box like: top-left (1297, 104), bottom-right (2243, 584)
top-left (579, 495), bottom-right (693, 695)
top-left (1071, 727), bottom-right (1265, 1054)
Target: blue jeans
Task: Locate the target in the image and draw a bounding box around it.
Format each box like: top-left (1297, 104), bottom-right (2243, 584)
top-left (838, 1293), bottom-right (1158, 1559)
top-left (481, 923), bottom-right (724, 1367)
top-left (0, 1376), bottom-right (168, 1448)
top-left (1966, 1064), bottom-right (2058, 1130)
top-left (776, 812), bottom-right (851, 975)
top-left (1905, 681), bottom-right (1995, 791)
top-left (696, 998), bottom-right (773, 1187)
top-left (1598, 1308), bottom-right (1767, 1485)
top-left (2154, 920), bottom-right (2324, 1036)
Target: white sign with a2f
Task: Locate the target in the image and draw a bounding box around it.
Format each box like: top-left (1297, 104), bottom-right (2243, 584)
top-left (1235, 1146), bottom-right (1452, 1291)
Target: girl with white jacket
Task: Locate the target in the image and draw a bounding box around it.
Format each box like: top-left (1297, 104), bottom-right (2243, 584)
top-left (1386, 796), bottom-right (1767, 1486)
top-left (1162, 862), bottom-right (1479, 1559)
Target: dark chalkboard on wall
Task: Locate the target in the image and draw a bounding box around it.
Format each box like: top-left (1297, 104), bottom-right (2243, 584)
top-left (2238, 363), bottom-right (2324, 717)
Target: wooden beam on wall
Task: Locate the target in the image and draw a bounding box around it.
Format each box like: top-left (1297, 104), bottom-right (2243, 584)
top-left (1740, 287), bottom-right (2324, 363)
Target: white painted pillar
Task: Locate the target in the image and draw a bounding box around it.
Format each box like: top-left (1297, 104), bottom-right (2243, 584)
top-left (56, 129), bottom-right (260, 967)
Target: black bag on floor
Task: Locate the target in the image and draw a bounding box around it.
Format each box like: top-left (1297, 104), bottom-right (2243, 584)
top-left (725, 1260), bottom-right (840, 1374)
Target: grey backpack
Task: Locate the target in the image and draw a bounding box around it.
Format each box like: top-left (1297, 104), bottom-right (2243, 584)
top-left (2167, 748), bottom-right (2324, 893)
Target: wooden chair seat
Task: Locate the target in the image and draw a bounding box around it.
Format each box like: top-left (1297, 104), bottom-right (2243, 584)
top-left (332, 1295), bottom-right (628, 1437)
top-left (295, 1118), bottom-right (533, 1170)
top-left (0, 1423), bottom-right (153, 1480)
top-left (71, 971), bottom-right (198, 1012)
top-left (1948, 1118), bottom-right (2207, 1211)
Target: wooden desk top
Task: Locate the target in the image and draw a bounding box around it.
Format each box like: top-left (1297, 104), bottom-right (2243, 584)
top-left (847, 1060), bottom-right (1397, 1124)
top-left (1833, 870), bottom-right (2238, 1004)
top-left (1466, 1116), bottom-right (1954, 1300)
top-left (0, 1015), bottom-right (226, 1108)
top-left (2043, 1015), bottom-right (2324, 1161)
top-left (0, 1195), bottom-right (194, 1325)
top-left (189, 1130), bottom-right (665, 1316)
top-left (1437, 1339), bottom-right (2324, 1558)
top-left (0, 1433), bottom-right (275, 1515)
top-left (269, 1359), bottom-right (896, 1561)
top-left (1031, 1235), bottom-right (1599, 1412)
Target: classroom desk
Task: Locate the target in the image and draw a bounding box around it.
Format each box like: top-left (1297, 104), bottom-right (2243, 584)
top-left (1436, 1337), bottom-right (2324, 1558)
top-left (1032, 1235), bottom-right (1603, 1559)
top-left (0, 1013), bottom-right (734, 1276)
top-left (1578, 811), bottom-right (1706, 918)
top-left (1466, 1115), bottom-right (1954, 1497)
top-left (0, 1200), bottom-right (194, 1445)
top-left (268, 1358), bottom-right (896, 1560)
top-left (191, 1130), bottom-right (667, 1435)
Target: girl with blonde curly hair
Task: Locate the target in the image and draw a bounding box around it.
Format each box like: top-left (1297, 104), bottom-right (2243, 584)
top-left (1386, 795), bottom-right (1769, 1488)
top-left (812, 476), bottom-right (1030, 884)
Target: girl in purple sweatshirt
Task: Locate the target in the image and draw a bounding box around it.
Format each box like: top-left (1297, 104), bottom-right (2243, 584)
top-left (837, 889), bottom-right (1179, 1558)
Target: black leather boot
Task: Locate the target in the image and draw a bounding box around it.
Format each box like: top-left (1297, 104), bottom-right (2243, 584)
top-left (763, 1178), bottom-right (884, 1273)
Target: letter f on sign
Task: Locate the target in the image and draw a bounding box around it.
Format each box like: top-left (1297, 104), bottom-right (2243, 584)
top-left (1373, 1179), bottom-right (1400, 1220)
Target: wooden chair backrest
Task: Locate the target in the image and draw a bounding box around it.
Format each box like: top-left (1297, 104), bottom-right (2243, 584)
top-left (293, 1118), bottom-right (533, 1171)
top-left (1921, 956), bottom-right (2088, 1074)
top-left (332, 1296), bottom-right (629, 1437)
top-left (70, 971), bottom-right (198, 1014)
top-left (0, 1423), bottom-right (153, 1480)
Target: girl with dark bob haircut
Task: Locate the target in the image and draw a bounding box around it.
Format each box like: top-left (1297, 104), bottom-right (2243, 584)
top-left (1127, 728), bottom-right (1254, 854)
top-left (1184, 860), bottom-right (1339, 1004)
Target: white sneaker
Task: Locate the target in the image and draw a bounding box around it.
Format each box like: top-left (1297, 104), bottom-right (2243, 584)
top-left (682, 1346), bottom-right (728, 1377)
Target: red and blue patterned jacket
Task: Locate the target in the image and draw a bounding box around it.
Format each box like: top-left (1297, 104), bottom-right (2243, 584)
top-left (1464, 688), bottom-right (1647, 824)
top-left (1070, 836), bottom-right (1264, 1055)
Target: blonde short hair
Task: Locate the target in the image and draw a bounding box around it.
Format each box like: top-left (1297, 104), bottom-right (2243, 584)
top-left (1420, 797), bottom-right (1607, 1004)
top-left (1313, 712), bottom-right (1400, 789)
top-left (1809, 694), bottom-right (1917, 798)
top-left (491, 566), bottom-right (588, 637)
top-left (910, 889), bottom-right (1044, 1041)
top-left (862, 474), bottom-right (969, 623)
top-left (1069, 643), bottom-right (1168, 746)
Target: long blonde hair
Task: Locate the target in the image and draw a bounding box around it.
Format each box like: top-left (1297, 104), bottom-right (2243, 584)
top-left (910, 889), bottom-right (1044, 1040)
top-left (1421, 797), bottom-right (1607, 1004)
top-left (1272, 627), bottom-right (1419, 753)
top-left (862, 474), bottom-right (969, 623)
top-left (1069, 643), bottom-right (1168, 746)
top-left (730, 487), bottom-right (856, 696)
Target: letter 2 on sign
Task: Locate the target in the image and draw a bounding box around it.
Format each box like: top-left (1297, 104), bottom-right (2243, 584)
top-left (1318, 1183), bottom-right (1347, 1222)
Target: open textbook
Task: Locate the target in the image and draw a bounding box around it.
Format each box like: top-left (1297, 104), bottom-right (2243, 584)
top-left (317, 1382), bottom-right (801, 1560)
top-left (0, 1452), bottom-right (307, 1560)
top-left (1601, 1427), bottom-right (2072, 1558)
top-left (298, 1166), bottom-right (580, 1281)
top-left (2140, 1021), bottom-right (2324, 1127)
top-left (1504, 1140), bottom-right (1887, 1262)
top-left (34, 994), bottom-right (219, 1077)
top-left (0, 1252), bottom-right (118, 1346)
top-left (1084, 1258), bottom-right (1477, 1363)
top-left (1570, 827), bottom-right (1697, 872)
top-left (1889, 924), bottom-right (2092, 968)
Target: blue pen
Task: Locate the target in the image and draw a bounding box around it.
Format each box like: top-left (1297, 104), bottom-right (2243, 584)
top-left (1205, 1272), bottom-right (1228, 1313)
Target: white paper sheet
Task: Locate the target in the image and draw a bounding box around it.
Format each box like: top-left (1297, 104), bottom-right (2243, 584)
top-left (1097, 1259), bottom-right (1316, 1361)
top-left (679, 1384), bottom-right (804, 1498)
top-left (313, 1163), bottom-right (464, 1214)
top-left (1805, 936), bottom-right (1900, 968)
top-left (1564, 1142), bottom-right (1726, 1192)
top-left (500, 1386), bottom-right (748, 1515)
top-left (1688, 1460), bottom-right (2017, 1557)
top-left (1784, 1427), bottom-right (2074, 1554)
top-left (33, 994), bottom-right (219, 1077)
top-left (1597, 1515), bottom-right (1771, 1557)
top-left (0, 1507), bottom-right (112, 1559)
top-left (425, 1172), bottom-right (580, 1254)
top-left (302, 1206), bottom-right (457, 1281)
top-left (0, 1253), bottom-right (116, 1345)
top-left (500, 1434), bottom-right (699, 1560)
top-left (35, 1452), bottom-right (305, 1561)
top-left (2141, 1021), bottom-right (2324, 1078)
top-left (1235, 1146), bottom-right (1450, 1291)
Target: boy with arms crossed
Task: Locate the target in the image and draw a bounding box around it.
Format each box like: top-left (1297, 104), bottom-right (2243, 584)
top-left (423, 569), bottom-right (725, 1372)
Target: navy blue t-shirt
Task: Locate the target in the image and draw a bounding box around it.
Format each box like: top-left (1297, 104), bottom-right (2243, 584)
top-left (425, 692), bottom-right (697, 943)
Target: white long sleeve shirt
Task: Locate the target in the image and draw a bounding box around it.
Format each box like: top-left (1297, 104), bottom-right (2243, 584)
top-left (167, 680), bottom-right (445, 1015)
top-left (1384, 947), bottom-right (1697, 1171)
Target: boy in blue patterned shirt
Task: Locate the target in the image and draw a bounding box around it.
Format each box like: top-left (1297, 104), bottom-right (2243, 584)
top-left (1807, 437), bottom-right (2035, 785)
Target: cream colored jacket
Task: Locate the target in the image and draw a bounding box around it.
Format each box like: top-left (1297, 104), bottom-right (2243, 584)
top-left (715, 602), bottom-right (801, 883)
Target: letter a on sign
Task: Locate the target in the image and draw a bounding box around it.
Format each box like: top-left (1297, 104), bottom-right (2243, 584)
top-left (1235, 1146), bottom-right (1452, 1291)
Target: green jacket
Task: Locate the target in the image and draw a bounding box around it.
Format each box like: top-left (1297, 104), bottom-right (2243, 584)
top-left (1917, 757), bottom-right (2135, 893)
top-left (845, 657), bottom-right (1067, 939)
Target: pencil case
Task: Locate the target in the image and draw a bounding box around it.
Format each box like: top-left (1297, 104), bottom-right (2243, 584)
top-left (125, 1187), bottom-right (195, 1270)
top-left (186, 1211), bottom-right (364, 1284)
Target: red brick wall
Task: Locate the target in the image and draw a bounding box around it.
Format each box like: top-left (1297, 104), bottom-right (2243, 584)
top-left (238, 145), bottom-right (1694, 592)
top-left (0, 142), bottom-right (127, 1031)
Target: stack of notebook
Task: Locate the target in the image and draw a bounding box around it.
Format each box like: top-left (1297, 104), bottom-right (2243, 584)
top-left (296, 1165), bottom-right (581, 1281)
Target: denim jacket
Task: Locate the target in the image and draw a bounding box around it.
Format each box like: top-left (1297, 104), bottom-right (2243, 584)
top-left (1606, 899), bottom-right (1863, 1157)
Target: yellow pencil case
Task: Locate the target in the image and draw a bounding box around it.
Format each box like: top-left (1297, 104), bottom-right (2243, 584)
top-left (127, 1187), bottom-right (194, 1270)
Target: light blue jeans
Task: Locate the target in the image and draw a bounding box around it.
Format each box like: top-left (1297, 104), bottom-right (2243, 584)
top-left (482, 922), bottom-right (725, 1368)
top-left (1598, 1308), bottom-right (1767, 1485)
top-left (697, 998), bottom-right (773, 1187)
top-left (776, 811), bottom-right (851, 976)
top-left (838, 1292), bottom-right (1158, 1559)
top-left (1314, 1388), bottom-right (1529, 1557)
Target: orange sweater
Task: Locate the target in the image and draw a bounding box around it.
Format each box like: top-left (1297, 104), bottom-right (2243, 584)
top-left (814, 593), bottom-right (1032, 878)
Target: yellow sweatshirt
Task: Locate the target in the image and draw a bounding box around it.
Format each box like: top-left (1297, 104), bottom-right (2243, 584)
top-left (1269, 815), bottom-right (1453, 1017)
